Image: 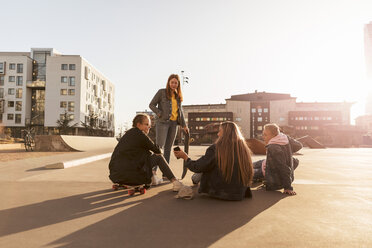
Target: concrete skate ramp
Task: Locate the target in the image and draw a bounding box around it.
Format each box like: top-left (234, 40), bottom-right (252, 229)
top-left (297, 135), bottom-right (326, 149)
top-left (35, 135), bottom-right (118, 152)
top-left (246, 138), bottom-right (266, 155)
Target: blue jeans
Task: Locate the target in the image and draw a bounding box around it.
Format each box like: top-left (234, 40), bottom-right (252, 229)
top-left (156, 120), bottom-right (178, 165)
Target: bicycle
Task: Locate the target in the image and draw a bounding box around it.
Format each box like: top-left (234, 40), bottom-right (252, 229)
top-left (22, 128), bottom-right (35, 151)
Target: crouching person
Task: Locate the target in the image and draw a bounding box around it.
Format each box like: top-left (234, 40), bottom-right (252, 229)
top-left (253, 123), bottom-right (302, 195)
top-left (108, 114), bottom-right (183, 192)
top-left (174, 121), bottom-right (253, 201)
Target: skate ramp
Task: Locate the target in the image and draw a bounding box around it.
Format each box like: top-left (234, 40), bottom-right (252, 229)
top-left (297, 135), bottom-right (326, 149)
top-left (35, 135), bottom-right (118, 152)
top-left (246, 138), bottom-right (266, 155)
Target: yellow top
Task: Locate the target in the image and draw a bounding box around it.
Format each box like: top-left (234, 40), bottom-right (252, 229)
top-left (170, 93), bottom-right (178, 121)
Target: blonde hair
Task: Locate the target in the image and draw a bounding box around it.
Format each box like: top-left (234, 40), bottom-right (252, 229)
top-left (264, 123), bottom-right (280, 136)
top-left (215, 121), bottom-right (253, 186)
top-left (166, 74), bottom-right (183, 101)
top-left (132, 114), bottom-right (150, 127)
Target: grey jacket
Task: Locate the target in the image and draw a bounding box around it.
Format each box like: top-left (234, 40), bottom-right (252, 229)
top-left (149, 88), bottom-right (186, 127)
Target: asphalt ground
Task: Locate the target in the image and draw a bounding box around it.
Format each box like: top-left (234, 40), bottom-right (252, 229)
top-left (0, 146), bottom-right (371, 248)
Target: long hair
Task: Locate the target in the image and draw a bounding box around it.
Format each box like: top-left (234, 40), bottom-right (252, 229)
top-left (165, 74), bottom-right (183, 101)
top-left (215, 121), bottom-right (253, 186)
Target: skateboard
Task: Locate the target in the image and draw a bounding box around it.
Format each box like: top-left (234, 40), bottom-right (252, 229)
top-left (112, 184), bottom-right (146, 196)
top-left (181, 130), bottom-right (190, 179)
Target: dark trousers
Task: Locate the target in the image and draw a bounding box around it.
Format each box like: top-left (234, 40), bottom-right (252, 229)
top-left (149, 154), bottom-right (175, 180)
top-left (253, 160), bottom-right (264, 180)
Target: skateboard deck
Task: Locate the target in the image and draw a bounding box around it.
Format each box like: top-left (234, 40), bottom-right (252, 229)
top-left (112, 184), bottom-right (146, 196)
top-left (181, 131), bottom-right (190, 179)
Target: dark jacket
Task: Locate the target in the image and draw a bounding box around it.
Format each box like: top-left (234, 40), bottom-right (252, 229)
top-left (185, 144), bottom-right (252, 201)
top-left (265, 136), bottom-right (302, 191)
top-left (108, 127), bottom-right (161, 185)
top-left (149, 88), bottom-right (186, 127)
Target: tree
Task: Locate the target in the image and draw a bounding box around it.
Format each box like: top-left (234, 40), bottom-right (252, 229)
top-left (81, 113), bottom-right (98, 136)
top-left (56, 110), bottom-right (77, 135)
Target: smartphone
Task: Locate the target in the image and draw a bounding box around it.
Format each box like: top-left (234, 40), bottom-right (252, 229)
top-left (173, 146), bottom-right (181, 151)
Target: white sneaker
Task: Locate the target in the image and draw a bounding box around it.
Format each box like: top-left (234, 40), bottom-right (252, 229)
top-left (151, 175), bottom-right (163, 186)
top-left (172, 180), bottom-right (184, 192)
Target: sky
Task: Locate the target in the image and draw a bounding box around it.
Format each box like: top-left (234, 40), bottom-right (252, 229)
top-left (1, 0), bottom-right (372, 131)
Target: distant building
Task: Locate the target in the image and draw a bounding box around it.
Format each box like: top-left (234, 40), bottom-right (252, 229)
top-left (0, 48), bottom-right (115, 137)
top-left (183, 91), bottom-right (356, 146)
top-left (355, 115), bottom-right (372, 134)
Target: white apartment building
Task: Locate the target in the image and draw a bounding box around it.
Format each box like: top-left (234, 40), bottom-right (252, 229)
top-left (0, 48), bottom-right (115, 137)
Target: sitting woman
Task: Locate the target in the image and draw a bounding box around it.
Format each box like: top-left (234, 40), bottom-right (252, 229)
top-left (174, 121), bottom-right (253, 201)
top-left (109, 114), bottom-right (183, 192)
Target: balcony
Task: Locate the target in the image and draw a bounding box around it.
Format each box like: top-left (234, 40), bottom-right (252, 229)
top-left (27, 80), bottom-right (46, 88)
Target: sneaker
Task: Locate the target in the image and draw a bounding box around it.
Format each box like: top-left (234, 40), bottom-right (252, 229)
top-left (151, 175), bottom-right (163, 186)
top-left (191, 173), bottom-right (202, 185)
top-left (172, 180), bottom-right (184, 192)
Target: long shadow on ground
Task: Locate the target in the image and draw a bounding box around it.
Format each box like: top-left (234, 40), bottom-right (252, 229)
top-left (0, 188), bottom-right (286, 248)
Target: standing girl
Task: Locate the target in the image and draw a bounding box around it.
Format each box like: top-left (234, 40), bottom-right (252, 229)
top-left (149, 74), bottom-right (189, 182)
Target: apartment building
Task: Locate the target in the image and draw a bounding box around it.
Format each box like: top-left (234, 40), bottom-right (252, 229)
top-left (0, 48), bottom-right (115, 137)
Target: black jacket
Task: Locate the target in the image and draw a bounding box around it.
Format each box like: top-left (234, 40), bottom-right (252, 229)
top-left (265, 136), bottom-right (302, 191)
top-left (185, 144), bottom-right (252, 201)
top-left (108, 127), bottom-right (161, 185)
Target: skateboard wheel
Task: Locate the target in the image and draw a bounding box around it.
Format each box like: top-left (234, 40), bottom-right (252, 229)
top-left (112, 185), bottom-right (118, 190)
top-left (128, 189), bottom-right (135, 196)
top-left (140, 188), bottom-right (146, 194)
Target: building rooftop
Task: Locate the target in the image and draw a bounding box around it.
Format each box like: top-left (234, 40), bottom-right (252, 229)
top-left (226, 91), bottom-right (296, 101)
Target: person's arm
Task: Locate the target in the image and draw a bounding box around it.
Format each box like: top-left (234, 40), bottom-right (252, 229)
top-left (268, 148), bottom-right (293, 191)
top-left (288, 136), bottom-right (302, 153)
top-left (149, 89), bottom-right (162, 117)
top-left (174, 145), bottom-right (216, 173)
top-left (140, 131), bottom-right (161, 154)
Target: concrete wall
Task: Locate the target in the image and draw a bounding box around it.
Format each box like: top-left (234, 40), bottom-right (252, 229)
top-left (270, 99), bottom-right (296, 126)
top-left (226, 100), bottom-right (251, 138)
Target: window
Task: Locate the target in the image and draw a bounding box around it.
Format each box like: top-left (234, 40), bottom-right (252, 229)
top-left (9, 63), bottom-right (15, 70)
top-left (327, 117), bottom-right (332, 120)
top-left (9, 76), bottom-right (15, 82)
top-left (68, 101), bottom-right (75, 111)
top-left (263, 108), bottom-right (268, 113)
top-left (16, 76), bottom-right (23, 86)
top-left (60, 114), bottom-right (65, 120)
top-left (69, 64), bottom-right (76, 70)
top-left (236, 117), bottom-right (242, 121)
top-left (15, 114), bottom-right (21, 123)
top-left (257, 108), bottom-right (262, 113)
top-left (8, 101), bottom-right (14, 107)
top-left (0, 114), bottom-right (2, 123)
top-left (257, 117), bottom-right (262, 122)
top-left (314, 117), bottom-right (319, 120)
top-left (61, 64), bottom-right (68, 70)
top-left (0, 62), bottom-right (4, 73)
top-left (69, 77), bottom-right (75, 86)
top-left (61, 76), bottom-right (67, 83)
top-left (8, 88), bottom-right (15, 95)
top-left (60, 89), bottom-right (67, 95)
top-left (16, 64), bottom-right (23, 73)
top-left (251, 108), bottom-right (256, 113)
top-left (69, 114), bottom-right (74, 120)
top-left (7, 114), bottom-right (14, 120)
top-left (68, 89), bottom-right (75, 95)
top-left (0, 88), bottom-right (3, 98)
top-left (16, 89), bottom-right (22, 98)
top-left (15, 101), bottom-right (22, 111)
top-left (257, 126), bottom-right (263, 131)
top-left (0, 76), bottom-right (4, 86)
top-left (299, 117), bottom-right (304, 120)
top-left (279, 117), bottom-right (285, 122)
top-left (60, 101), bottom-right (67, 108)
